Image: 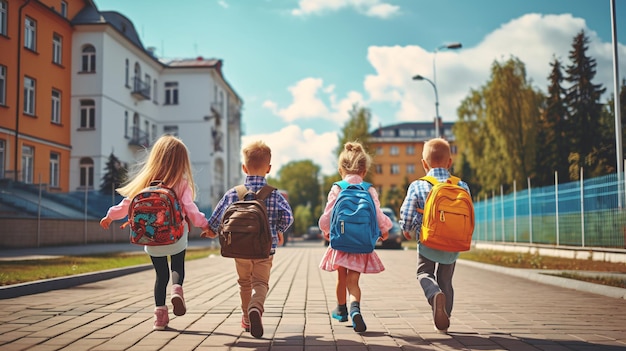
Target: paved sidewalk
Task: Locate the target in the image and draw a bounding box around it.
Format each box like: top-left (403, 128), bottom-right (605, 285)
top-left (1, 241), bottom-right (626, 350)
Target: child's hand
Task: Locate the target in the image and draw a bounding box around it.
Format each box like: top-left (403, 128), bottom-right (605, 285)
top-left (201, 228), bottom-right (217, 239)
top-left (100, 217), bottom-right (112, 229)
top-left (381, 231), bottom-right (389, 241)
top-left (277, 232), bottom-right (284, 246)
top-left (403, 231), bottom-right (412, 241)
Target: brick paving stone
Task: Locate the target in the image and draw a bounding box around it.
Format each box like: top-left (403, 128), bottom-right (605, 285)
top-left (1, 241), bottom-right (626, 350)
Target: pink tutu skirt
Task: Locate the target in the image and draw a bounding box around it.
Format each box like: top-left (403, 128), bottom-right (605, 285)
top-left (319, 246), bottom-right (385, 273)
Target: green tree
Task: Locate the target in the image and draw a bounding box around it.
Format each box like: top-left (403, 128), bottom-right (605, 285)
top-left (598, 79), bottom-right (626, 175)
top-left (100, 152), bottom-right (127, 195)
top-left (536, 57), bottom-right (569, 186)
top-left (276, 160), bottom-right (321, 227)
top-left (335, 104), bottom-right (375, 183)
top-left (455, 57), bottom-right (543, 196)
top-left (564, 30), bottom-right (607, 179)
top-left (293, 204), bottom-right (313, 236)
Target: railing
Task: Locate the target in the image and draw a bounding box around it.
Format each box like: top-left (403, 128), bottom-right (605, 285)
top-left (128, 127), bottom-right (150, 148)
top-left (131, 76), bottom-right (151, 100)
top-left (474, 172), bottom-right (626, 249)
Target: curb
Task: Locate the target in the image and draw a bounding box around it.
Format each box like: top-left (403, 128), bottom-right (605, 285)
top-left (0, 263), bottom-right (152, 299)
top-left (457, 259), bottom-right (626, 299)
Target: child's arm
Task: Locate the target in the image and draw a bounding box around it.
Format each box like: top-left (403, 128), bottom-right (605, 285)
top-left (200, 228), bottom-right (217, 239)
top-left (101, 198), bottom-right (131, 229)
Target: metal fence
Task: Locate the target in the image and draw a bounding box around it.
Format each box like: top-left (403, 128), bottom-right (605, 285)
top-left (473, 171), bottom-right (626, 249)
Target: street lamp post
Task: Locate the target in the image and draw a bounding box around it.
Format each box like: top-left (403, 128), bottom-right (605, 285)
top-left (412, 74), bottom-right (439, 137)
top-left (414, 42), bottom-right (462, 138)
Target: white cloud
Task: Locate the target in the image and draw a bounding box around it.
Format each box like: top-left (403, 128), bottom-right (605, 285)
top-left (291, 0), bottom-right (400, 18)
top-left (242, 124), bottom-right (338, 177)
top-left (217, 0), bottom-right (229, 9)
top-left (363, 13), bottom-right (626, 124)
top-left (263, 77), bottom-right (364, 125)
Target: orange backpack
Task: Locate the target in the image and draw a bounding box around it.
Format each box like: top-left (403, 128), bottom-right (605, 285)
top-left (417, 176), bottom-right (474, 252)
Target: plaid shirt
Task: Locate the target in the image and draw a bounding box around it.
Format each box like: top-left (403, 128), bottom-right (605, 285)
top-left (208, 175), bottom-right (294, 254)
top-left (399, 168), bottom-right (471, 263)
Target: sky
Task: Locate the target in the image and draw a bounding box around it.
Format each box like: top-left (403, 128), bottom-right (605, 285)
top-left (95, 0), bottom-right (626, 177)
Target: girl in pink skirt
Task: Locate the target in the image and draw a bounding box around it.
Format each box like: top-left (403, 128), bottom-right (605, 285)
top-left (319, 141), bottom-right (392, 333)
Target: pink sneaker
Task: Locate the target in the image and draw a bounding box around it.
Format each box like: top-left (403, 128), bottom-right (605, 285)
top-left (153, 306), bottom-right (169, 330)
top-left (171, 284), bottom-right (186, 316)
top-left (241, 315), bottom-right (250, 332)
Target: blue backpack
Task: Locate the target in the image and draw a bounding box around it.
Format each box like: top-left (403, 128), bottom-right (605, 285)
top-left (329, 181), bottom-right (381, 253)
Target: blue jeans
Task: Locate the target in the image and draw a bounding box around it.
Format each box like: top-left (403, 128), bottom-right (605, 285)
top-left (417, 253), bottom-right (455, 316)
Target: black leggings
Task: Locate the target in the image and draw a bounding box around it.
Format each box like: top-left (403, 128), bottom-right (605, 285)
top-left (150, 250), bottom-right (186, 306)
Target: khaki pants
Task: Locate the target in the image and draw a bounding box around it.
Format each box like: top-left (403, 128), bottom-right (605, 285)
top-left (235, 256), bottom-right (273, 322)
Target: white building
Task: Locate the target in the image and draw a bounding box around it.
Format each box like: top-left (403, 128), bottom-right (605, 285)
top-left (69, 2), bottom-right (242, 210)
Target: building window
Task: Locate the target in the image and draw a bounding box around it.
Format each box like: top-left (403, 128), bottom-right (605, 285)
top-left (50, 152), bottom-right (59, 188)
top-left (407, 164), bottom-right (415, 174)
top-left (451, 144), bottom-right (458, 155)
top-left (125, 59), bottom-right (129, 87)
top-left (0, 139), bottom-right (5, 179)
top-left (0, 1), bottom-right (7, 36)
top-left (81, 45), bottom-right (96, 72)
top-left (24, 76), bottom-right (35, 115)
top-left (406, 145), bottom-right (415, 155)
top-left (79, 99), bottom-right (95, 129)
top-left (21, 145), bottom-right (34, 183)
top-left (399, 129), bottom-right (415, 137)
top-left (60, 1), bottom-right (68, 17)
top-left (124, 111), bottom-right (128, 138)
top-left (51, 89), bottom-right (61, 124)
top-left (52, 33), bottom-right (62, 64)
top-left (24, 17), bottom-right (36, 50)
top-left (152, 124), bottom-right (157, 140)
top-left (144, 120), bottom-right (150, 141)
top-left (79, 157), bottom-right (94, 188)
top-left (133, 62), bottom-right (141, 90)
top-left (390, 164), bottom-right (400, 175)
top-left (164, 82), bottom-right (178, 105)
top-left (163, 125), bottom-right (178, 137)
top-left (381, 130), bottom-right (395, 137)
top-left (144, 73), bottom-right (151, 97)
top-left (153, 79), bottom-right (158, 102)
top-left (0, 65), bottom-right (5, 106)
top-left (390, 146), bottom-right (399, 156)
top-left (376, 146), bottom-right (383, 155)
top-left (375, 164), bottom-right (383, 174)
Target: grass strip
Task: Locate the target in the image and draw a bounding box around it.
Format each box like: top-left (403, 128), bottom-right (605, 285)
top-left (0, 248), bottom-right (218, 286)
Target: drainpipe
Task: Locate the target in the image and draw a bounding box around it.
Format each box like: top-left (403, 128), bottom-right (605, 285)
top-left (15, 0), bottom-right (33, 181)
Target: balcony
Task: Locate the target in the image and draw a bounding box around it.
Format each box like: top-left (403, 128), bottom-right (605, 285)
top-left (128, 127), bottom-right (150, 148)
top-left (131, 76), bottom-right (151, 101)
top-left (228, 105), bottom-right (241, 126)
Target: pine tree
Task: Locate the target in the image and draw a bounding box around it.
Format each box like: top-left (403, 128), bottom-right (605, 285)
top-left (564, 30), bottom-right (607, 179)
top-left (536, 57), bottom-right (569, 186)
top-left (100, 152), bottom-right (127, 195)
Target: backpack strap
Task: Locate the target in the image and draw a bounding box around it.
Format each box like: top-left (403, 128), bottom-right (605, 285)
top-left (334, 180), bottom-right (371, 190)
top-left (234, 185), bottom-right (248, 200)
top-left (417, 176), bottom-right (438, 215)
top-left (256, 185), bottom-right (277, 200)
top-left (234, 184), bottom-right (276, 201)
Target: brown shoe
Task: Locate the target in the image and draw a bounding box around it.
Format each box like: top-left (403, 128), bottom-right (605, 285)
top-left (432, 292), bottom-right (450, 331)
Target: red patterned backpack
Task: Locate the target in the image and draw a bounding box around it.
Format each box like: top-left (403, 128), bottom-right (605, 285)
top-left (123, 181), bottom-right (186, 245)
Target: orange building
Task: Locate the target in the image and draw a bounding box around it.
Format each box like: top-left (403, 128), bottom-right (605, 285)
top-left (369, 122), bottom-right (459, 209)
top-left (0, 0), bottom-right (85, 191)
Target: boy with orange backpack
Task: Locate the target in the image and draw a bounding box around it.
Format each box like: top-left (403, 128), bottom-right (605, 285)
top-left (399, 137), bottom-right (474, 334)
